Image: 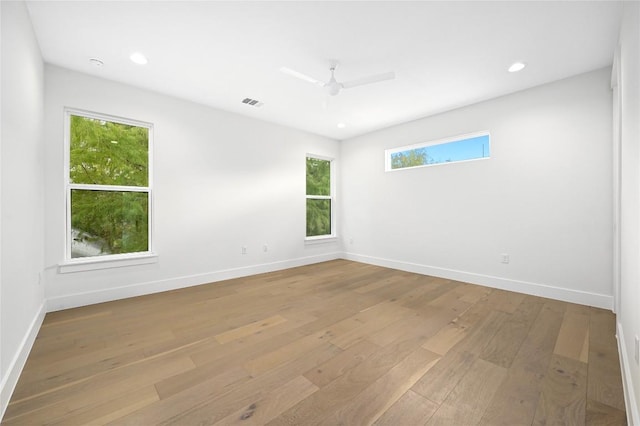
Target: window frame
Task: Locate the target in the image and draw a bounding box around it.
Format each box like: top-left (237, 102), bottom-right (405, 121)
top-left (62, 108), bottom-right (155, 269)
top-left (385, 130), bottom-right (491, 172)
top-left (305, 154), bottom-right (336, 241)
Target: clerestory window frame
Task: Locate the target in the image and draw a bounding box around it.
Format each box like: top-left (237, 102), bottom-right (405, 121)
top-left (385, 131), bottom-right (491, 172)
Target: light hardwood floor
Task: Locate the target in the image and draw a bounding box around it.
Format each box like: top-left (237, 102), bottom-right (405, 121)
top-left (3, 260), bottom-right (627, 425)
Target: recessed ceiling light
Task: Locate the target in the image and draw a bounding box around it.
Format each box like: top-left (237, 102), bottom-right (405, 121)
top-left (89, 58), bottom-right (104, 67)
top-left (337, 123), bottom-right (346, 129)
top-left (508, 62), bottom-right (526, 73)
top-left (130, 52), bottom-right (148, 65)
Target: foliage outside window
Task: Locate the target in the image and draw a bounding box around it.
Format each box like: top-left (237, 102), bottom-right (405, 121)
top-left (66, 110), bottom-right (152, 259)
top-left (306, 156), bottom-right (334, 238)
top-left (386, 132), bottom-right (490, 171)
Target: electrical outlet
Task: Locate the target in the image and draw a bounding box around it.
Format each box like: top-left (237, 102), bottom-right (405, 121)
top-left (349, 238), bottom-right (354, 245)
top-left (635, 335), bottom-right (639, 365)
top-left (501, 253), bottom-right (510, 264)
top-left (241, 246), bottom-right (247, 255)
top-left (263, 244), bottom-right (268, 252)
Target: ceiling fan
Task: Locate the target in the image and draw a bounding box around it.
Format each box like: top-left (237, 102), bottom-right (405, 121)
top-left (280, 61), bottom-right (395, 96)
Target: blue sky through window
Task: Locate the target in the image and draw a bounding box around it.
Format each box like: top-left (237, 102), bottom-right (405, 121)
top-left (390, 133), bottom-right (490, 169)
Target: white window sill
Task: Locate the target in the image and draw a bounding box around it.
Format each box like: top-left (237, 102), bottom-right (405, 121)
top-left (304, 236), bottom-right (338, 245)
top-left (59, 253), bottom-right (158, 274)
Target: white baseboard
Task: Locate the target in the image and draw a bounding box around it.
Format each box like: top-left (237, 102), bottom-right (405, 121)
top-left (46, 252), bottom-right (342, 312)
top-left (342, 252), bottom-right (613, 310)
top-left (47, 251), bottom-right (613, 313)
top-left (0, 301), bottom-right (46, 420)
top-left (617, 322), bottom-right (640, 426)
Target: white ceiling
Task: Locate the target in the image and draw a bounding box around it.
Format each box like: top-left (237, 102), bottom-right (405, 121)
top-left (26, 1), bottom-right (623, 140)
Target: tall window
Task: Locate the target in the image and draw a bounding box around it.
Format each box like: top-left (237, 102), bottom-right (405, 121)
top-left (306, 155), bottom-right (334, 238)
top-left (386, 131), bottom-right (490, 171)
top-left (65, 109), bottom-right (152, 260)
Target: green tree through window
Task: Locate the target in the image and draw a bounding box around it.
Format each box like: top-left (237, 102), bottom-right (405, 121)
top-left (306, 156), bottom-right (333, 237)
top-left (68, 113), bottom-right (151, 258)
top-left (390, 148), bottom-right (431, 169)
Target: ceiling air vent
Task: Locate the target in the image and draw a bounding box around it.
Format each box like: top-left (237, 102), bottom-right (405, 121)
top-left (242, 98), bottom-right (264, 108)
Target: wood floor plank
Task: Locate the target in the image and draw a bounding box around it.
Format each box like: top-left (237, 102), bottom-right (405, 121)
top-left (426, 284), bottom-right (473, 317)
top-left (373, 390), bottom-right (439, 426)
top-left (450, 309), bottom-right (510, 356)
top-left (318, 348), bottom-right (440, 425)
top-left (303, 340), bottom-right (380, 388)
top-left (510, 301), bottom-right (565, 375)
top-left (588, 308), bottom-right (626, 411)
top-left (382, 275), bottom-right (438, 307)
top-left (4, 260), bottom-right (626, 425)
top-left (267, 333), bottom-right (428, 426)
top-left (14, 330), bottom-right (205, 401)
top-left (412, 350), bottom-right (477, 405)
top-left (422, 320), bottom-right (469, 356)
top-left (421, 290), bottom-right (500, 358)
top-left (487, 289), bottom-right (527, 314)
top-left (458, 283), bottom-right (492, 304)
top-left (213, 376), bottom-right (319, 425)
top-left (337, 267), bottom-right (399, 293)
top-left (368, 304), bottom-right (462, 349)
top-left (154, 363), bottom-right (251, 403)
top-left (588, 340), bottom-right (626, 412)
top-left (4, 354), bottom-right (194, 423)
top-left (426, 358), bottom-right (508, 426)
top-left (112, 370), bottom-right (247, 425)
top-left (294, 305), bottom-right (365, 337)
top-left (162, 343), bottom-right (340, 425)
top-left (244, 329), bottom-right (343, 376)
top-left (115, 344), bottom-right (341, 426)
top-left (329, 302), bottom-right (413, 349)
top-left (585, 398), bottom-right (627, 425)
top-left (401, 279), bottom-right (459, 310)
top-left (47, 385), bottom-right (159, 426)
top-left (214, 314), bottom-right (287, 344)
top-left (353, 278), bottom-right (394, 294)
top-left (480, 296), bottom-right (544, 368)
top-left (554, 310), bottom-right (590, 362)
top-left (40, 309), bottom-right (113, 329)
top-left (479, 367), bottom-right (544, 426)
top-left (589, 307), bottom-right (618, 346)
top-left (158, 329), bottom-right (305, 399)
top-left (533, 354), bottom-right (588, 425)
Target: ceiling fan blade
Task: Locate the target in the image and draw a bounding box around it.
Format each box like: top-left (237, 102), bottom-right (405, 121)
top-left (341, 71), bottom-right (395, 89)
top-left (280, 67), bottom-right (325, 86)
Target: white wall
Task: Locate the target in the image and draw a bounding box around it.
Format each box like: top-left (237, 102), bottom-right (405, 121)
top-left (617, 1), bottom-right (640, 423)
top-left (341, 68), bottom-right (613, 308)
top-left (0, 0), bottom-right (46, 418)
top-left (43, 66), bottom-right (340, 310)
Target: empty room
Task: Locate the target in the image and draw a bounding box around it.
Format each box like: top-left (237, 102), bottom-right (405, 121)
top-left (1, 0), bottom-right (639, 424)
